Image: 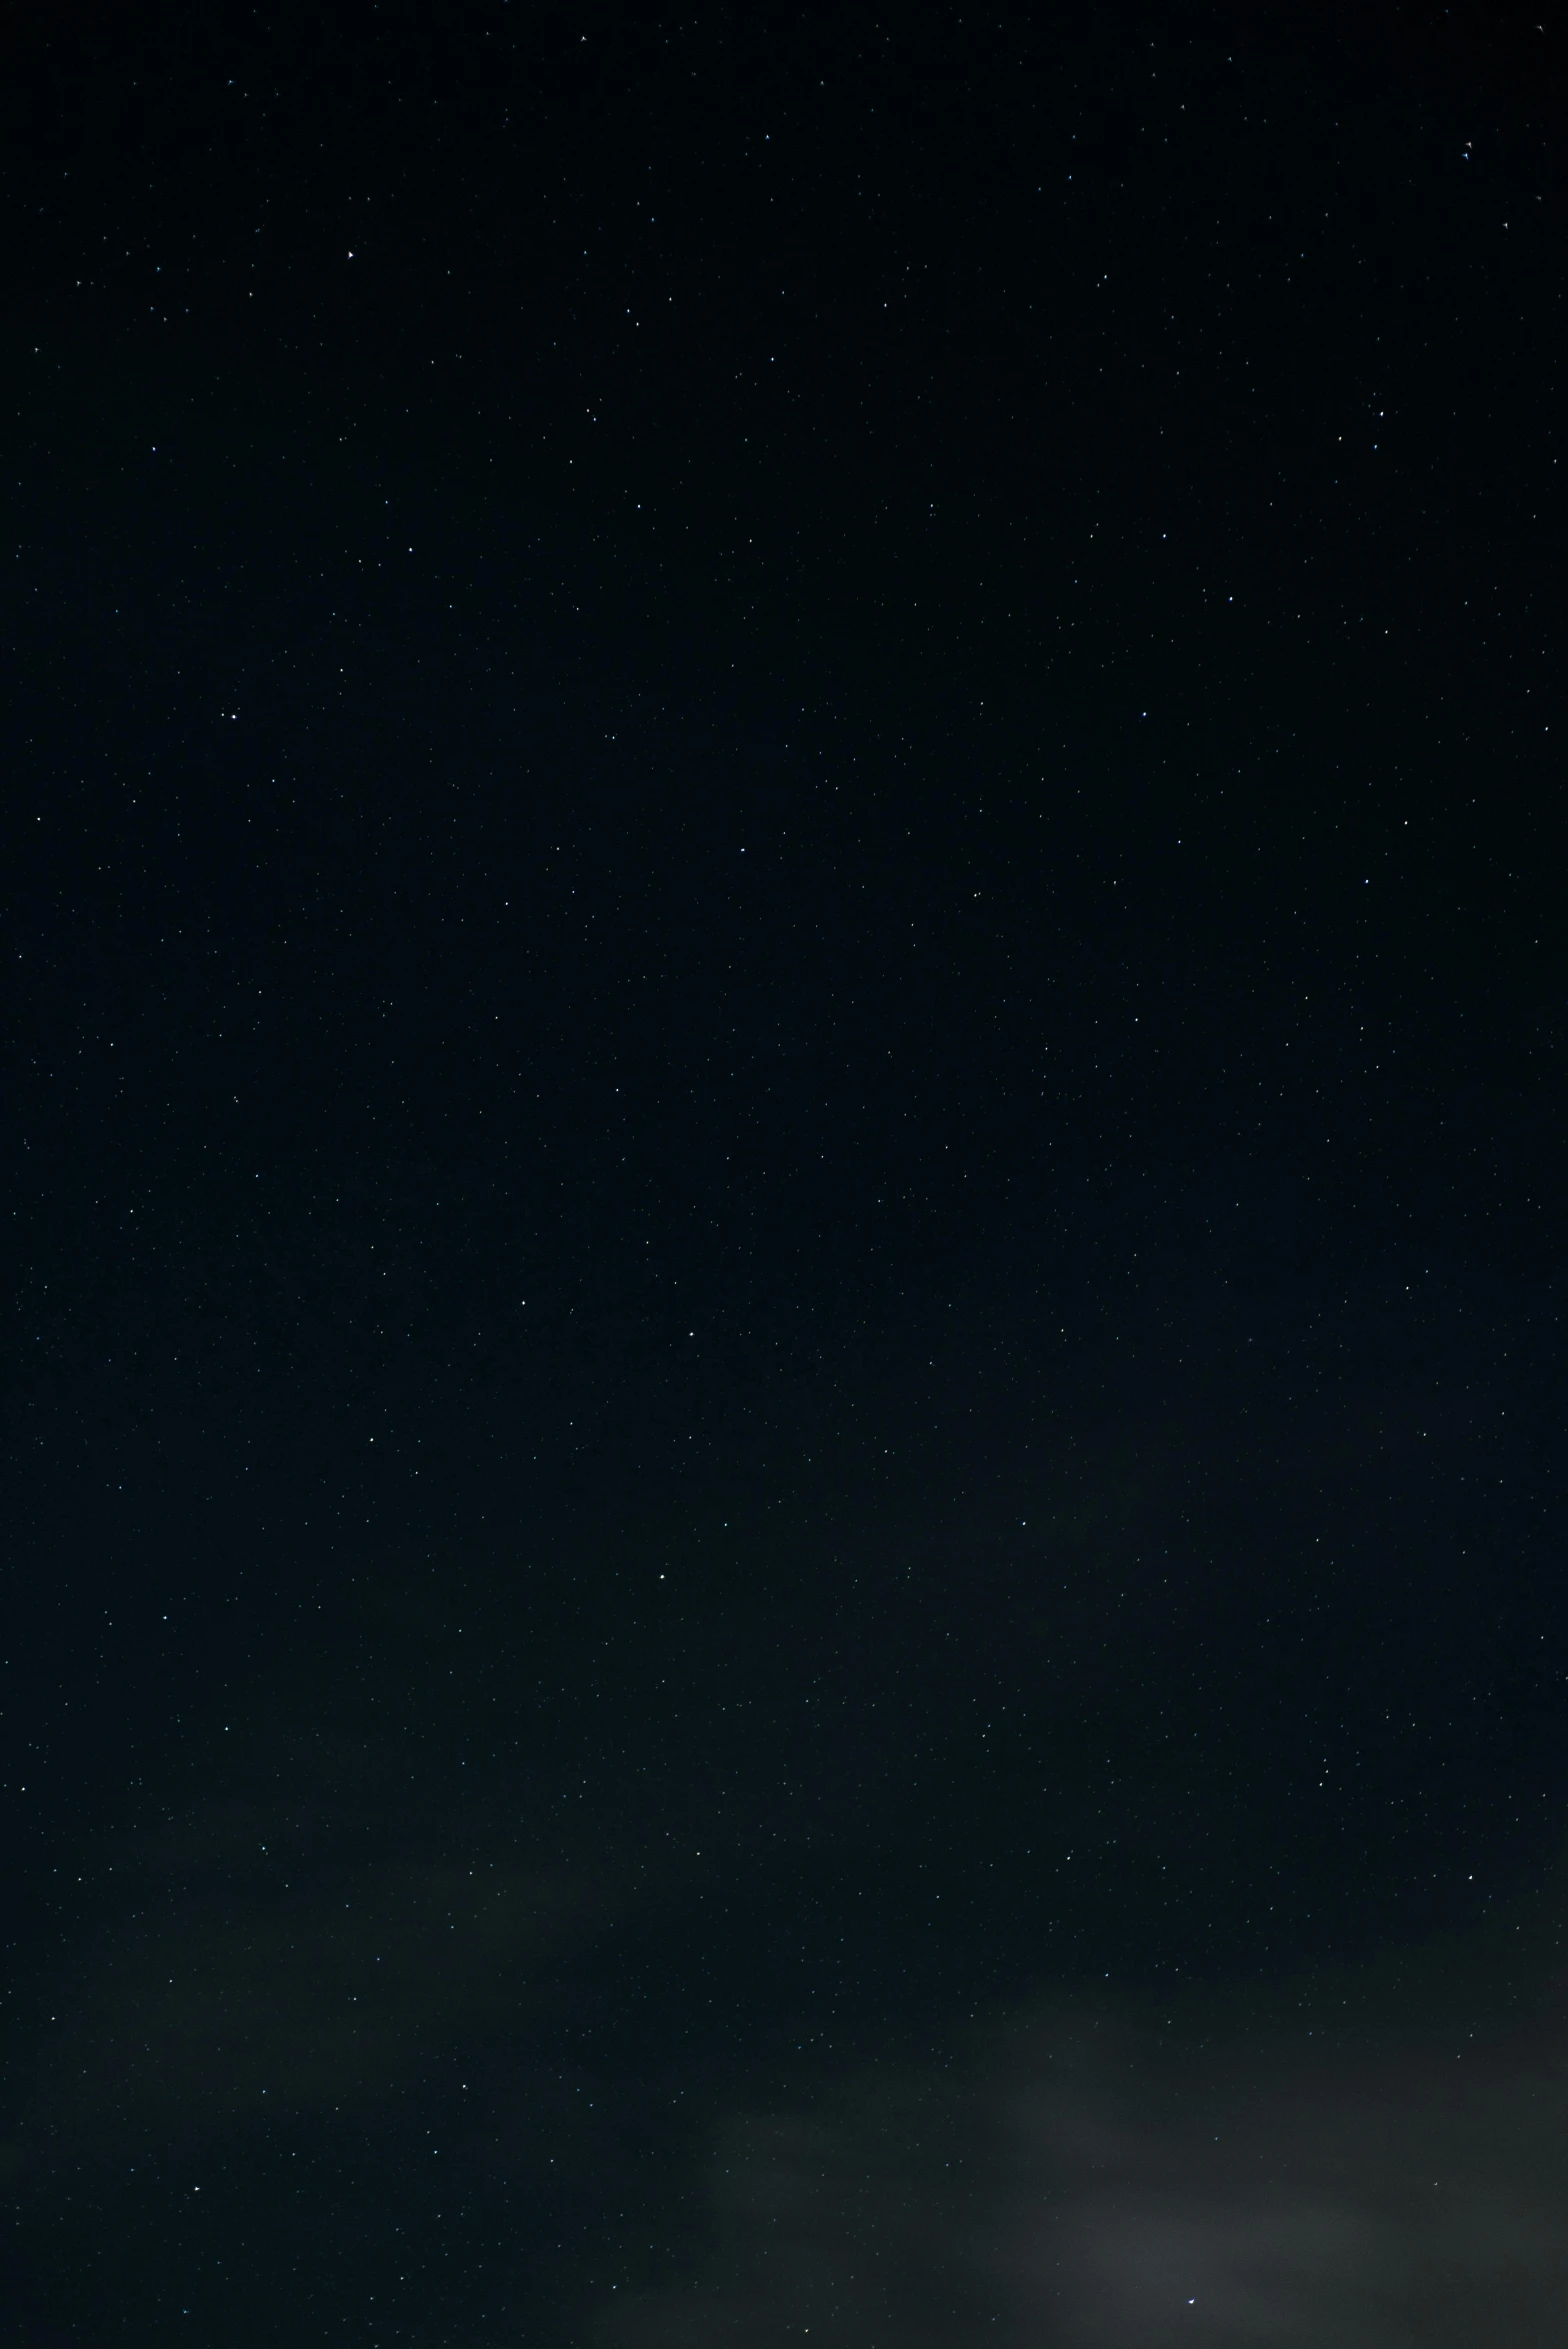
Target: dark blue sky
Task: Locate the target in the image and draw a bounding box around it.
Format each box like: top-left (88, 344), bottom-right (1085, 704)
top-left (3, 5), bottom-right (1565, 2344)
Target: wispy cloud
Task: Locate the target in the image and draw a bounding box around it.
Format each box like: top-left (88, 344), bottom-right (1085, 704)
top-left (5, 1695), bottom-right (617, 2181)
top-left (606, 1986), bottom-right (1568, 2349)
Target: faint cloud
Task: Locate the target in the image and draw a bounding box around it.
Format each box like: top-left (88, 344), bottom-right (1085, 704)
top-left (605, 1984), bottom-right (1568, 2349)
top-left (9, 1708), bottom-right (613, 2169)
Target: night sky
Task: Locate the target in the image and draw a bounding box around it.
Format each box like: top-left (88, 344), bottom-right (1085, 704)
top-left (4, 3), bottom-right (1567, 2343)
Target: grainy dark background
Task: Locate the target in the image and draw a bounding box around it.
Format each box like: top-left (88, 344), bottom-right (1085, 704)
top-left (3, 4), bottom-right (1565, 2343)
